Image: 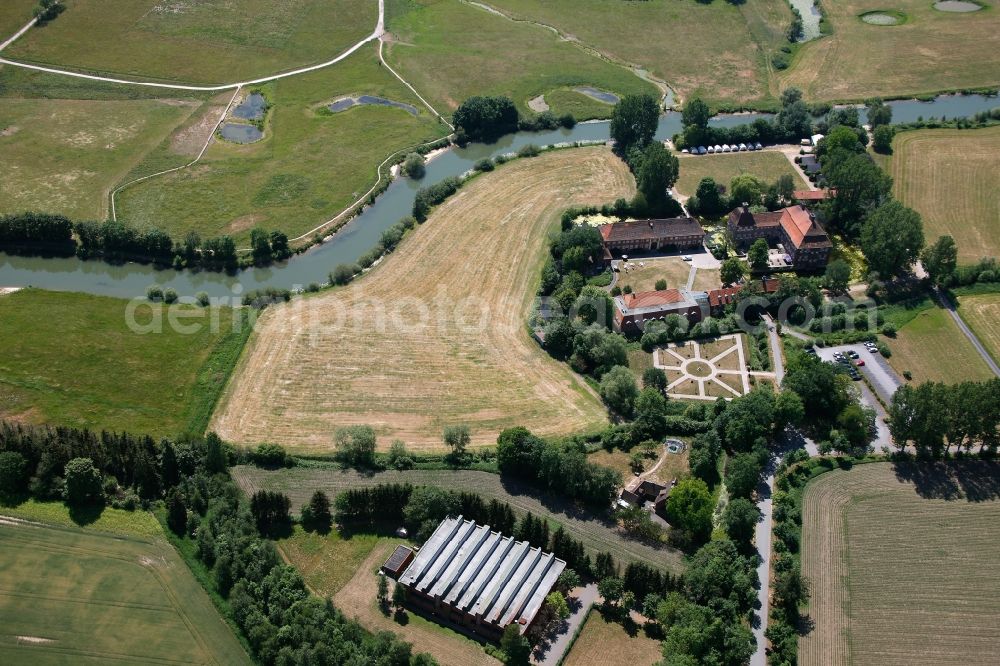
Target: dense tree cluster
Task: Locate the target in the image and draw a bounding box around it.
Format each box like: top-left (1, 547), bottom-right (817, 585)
top-left (610, 94), bottom-right (660, 157)
top-left (249, 227), bottom-right (291, 265)
top-left (452, 96), bottom-right (520, 143)
top-left (0, 212), bottom-right (75, 256)
top-left (676, 88), bottom-right (813, 150)
top-left (889, 379), bottom-right (1000, 457)
top-left (495, 426), bottom-right (621, 507)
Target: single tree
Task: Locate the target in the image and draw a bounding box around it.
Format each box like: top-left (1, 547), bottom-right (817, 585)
top-left (0, 451), bottom-right (28, 500)
top-left (610, 94), bottom-right (660, 156)
top-left (500, 623), bottom-right (531, 666)
top-left (860, 200), bottom-right (925, 278)
top-left (637, 142), bottom-right (680, 214)
top-left (681, 97), bottom-right (711, 130)
top-left (726, 453), bottom-right (763, 499)
top-left (665, 478), bottom-right (714, 545)
top-left (377, 573), bottom-right (389, 610)
top-left (722, 497), bottom-right (760, 546)
top-left (334, 425), bottom-right (377, 466)
top-left (204, 432), bottom-right (228, 474)
top-left (921, 235), bottom-right (958, 285)
top-left (443, 424), bottom-right (471, 458)
top-left (392, 579), bottom-right (407, 608)
top-left (729, 174), bottom-right (764, 208)
top-left (642, 366), bottom-right (668, 394)
top-left (303, 490), bottom-right (332, 531)
top-left (655, 278), bottom-right (668, 291)
top-left (599, 365), bottom-right (639, 416)
top-left (747, 238), bottom-right (769, 271)
top-left (693, 177), bottom-right (726, 217)
top-left (402, 152), bottom-right (426, 179)
top-left (598, 576), bottom-right (625, 607)
top-left (167, 490), bottom-right (187, 535)
top-left (720, 257), bottom-right (747, 286)
top-left (63, 457), bottom-right (103, 506)
top-left (872, 124), bottom-right (895, 154)
top-left (865, 97), bottom-right (892, 128)
top-left (823, 259), bottom-right (852, 293)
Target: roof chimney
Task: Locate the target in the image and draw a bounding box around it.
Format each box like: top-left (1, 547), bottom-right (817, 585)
top-left (649, 221), bottom-right (654, 228)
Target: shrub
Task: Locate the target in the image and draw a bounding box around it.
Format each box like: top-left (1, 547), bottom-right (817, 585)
top-left (163, 287), bottom-right (178, 304)
top-left (402, 152), bottom-right (426, 179)
top-left (195, 291), bottom-right (210, 306)
top-left (475, 158), bottom-right (495, 172)
top-left (517, 143), bottom-right (541, 158)
top-left (330, 263), bottom-right (358, 285)
top-left (146, 284), bottom-right (163, 301)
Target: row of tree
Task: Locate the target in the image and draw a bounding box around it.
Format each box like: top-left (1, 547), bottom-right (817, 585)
top-left (889, 379), bottom-right (1000, 457)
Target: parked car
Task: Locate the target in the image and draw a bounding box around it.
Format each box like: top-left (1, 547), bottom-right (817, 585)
top-left (857, 360), bottom-right (866, 366)
top-left (848, 351), bottom-right (860, 359)
top-left (682, 255), bottom-right (692, 261)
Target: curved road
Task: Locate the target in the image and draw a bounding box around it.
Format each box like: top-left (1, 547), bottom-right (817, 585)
top-left (0, 1), bottom-right (385, 90)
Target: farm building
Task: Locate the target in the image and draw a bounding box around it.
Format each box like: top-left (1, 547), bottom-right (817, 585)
top-left (393, 516), bottom-right (566, 641)
top-left (619, 478), bottom-right (671, 514)
top-left (612, 287), bottom-right (708, 332)
top-left (599, 217), bottom-right (706, 261)
top-left (381, 545), bottom-right (415, 578)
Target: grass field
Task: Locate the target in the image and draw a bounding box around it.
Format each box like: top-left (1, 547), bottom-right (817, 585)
top-left (674, 151), bottom-right (807, 200)
top-left (563, 609), bottom-right (662, 666)
top-left (0, 94), bottom-right (205, 219)
top-left (589, 445), bottom-right (690, 487)
top-left (888, 127), bottom-right (1000, 264)
top-left (383, 0), bottom-right (658, 116)
top-left (0, 0), bottom-right (35, 38)
top-left (0, 289), bottom-right (250, 437)
top-left (116, 47), bottom-right (447, 243)
top-left (799, 462), bottom-right (1000, 666)
top-left (779, 0), bottom-right (1000, 102)
top-left (957, 292), bottom-right (1000, 366)
top-left (617, 256), bottom-right (692, 293)
top-left (5, 0), bottom-right (376, 84)
top-left (231, 465), bottom-right (686, 571)
top-left (275, 525), bottom-right (385, 597)
top-left (479, 0), bottom-right (792, 108)
top-left (211, 147), bottom-right (631, 451)
top-left (885, 305), bottom-right (995, 384)
top-left (0, 504), bottom-right (250, 665)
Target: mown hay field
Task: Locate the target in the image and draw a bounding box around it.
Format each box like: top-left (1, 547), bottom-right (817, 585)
top-left (0, 507), bottom-right (250, 665)
top-left (231, 465), bottom-right (686, 572)
top-left (889, 127), bottom-right (1000, 264)
top-left (563, 609), bottom-right (662, 666)
top-left (383, 0), bottom-right (659, 116)
top-left (0, 289), bottom-right (249, 437)
top-left (674, 151), bottom-right (807, 199)
top-left (4, 0), bottom-right (375, 84)
top-left (799, 462), bottom-right (1000, 666)
top-left (885, 305), bottom-right (995, 384)
top-left (476, 0), bottom-right (792, 108)
top-left (116, 46), bottom-right (447, 243)
top-left (779, 0), bottom-right (1000, 102)
top-left (211, 147), bottom-right (632, 452)
top-left (957, 292), bottom-right (1000, 367)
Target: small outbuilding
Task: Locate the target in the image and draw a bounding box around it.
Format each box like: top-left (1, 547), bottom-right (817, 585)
top-left (382, 545), bottom-right (416, 579)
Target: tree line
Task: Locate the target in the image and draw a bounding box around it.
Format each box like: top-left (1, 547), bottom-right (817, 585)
top-left (889, 379), bottom-right (1000, 457)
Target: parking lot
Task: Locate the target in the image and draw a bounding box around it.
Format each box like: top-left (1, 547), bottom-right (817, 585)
top-left (813, 342), bottom-right (902, 404)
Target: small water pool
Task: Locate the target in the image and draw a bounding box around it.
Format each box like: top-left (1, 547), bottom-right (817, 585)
top-left (574, 86), bottom-right (620, 104)
top-left (327, 95), bottom-right (418, 116)
top-left (232, 92), bottom-right (266, 121)
top-left (860, 10), bottom-right (906, 24)
top-left (219, 123), bottom-right (263, 143)
top-left (933, 0), bottom-right (982, 11)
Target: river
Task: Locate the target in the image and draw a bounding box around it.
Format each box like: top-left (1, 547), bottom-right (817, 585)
top-left (1, 94), bottom-right (996, 299)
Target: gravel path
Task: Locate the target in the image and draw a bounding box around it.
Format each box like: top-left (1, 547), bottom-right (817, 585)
top-left (936, 288), bottom-right (1000, 377)
top-left (532, 584), bottom-right (598, 666)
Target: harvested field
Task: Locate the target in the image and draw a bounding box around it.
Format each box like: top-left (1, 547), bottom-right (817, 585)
top-left (957, 292), bottom-right (1000, 366)
top-left (885, 306), bottom-right (994, 384)
top-left (889, 127), bottom-right (1000, 263)
top-left (779, 0), bottom-right (1000, 101)
top-left (0, 506), bottom-right (250, 665)
top-left (800, 462), bottom-right (1000, 666)
top-left (675, 151), bottom-right (807, 200)
top-left (212, 148), bottom-right (632, 451)
top-left (231, 465), bottom-right (686, 571)
top-left (563, 609), bottom-right (662, 666)
top-left (334, 541), bottom-right (499, 666)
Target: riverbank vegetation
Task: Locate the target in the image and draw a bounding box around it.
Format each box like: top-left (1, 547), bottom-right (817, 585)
top-left (0, 290), bottom-right (249, 438)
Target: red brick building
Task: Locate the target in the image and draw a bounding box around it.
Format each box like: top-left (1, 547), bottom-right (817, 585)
top-left (727, 205), bottom-right (832, 269)
top-left (600, 217), bottom-right (705, 262)
top-left (612, 288), bottom-right (708, 332)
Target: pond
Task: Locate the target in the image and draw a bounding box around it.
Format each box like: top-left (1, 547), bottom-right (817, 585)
top-left (933, 0), bottom-right (982, 11)
top-left (3, 93), bottom-right (998, 299)
top-left (232, 92), bottom-right (266, 121)
top-left (328, 95), bottom-right (419, 116)
top-left (574, 86), bottom-right (620, 105)
top-left (219, 123), bottom-right (263, 144)
top-left (788, 0), bottom-right (823, 41)
top-left (860, 10), bottom-right (905, 25)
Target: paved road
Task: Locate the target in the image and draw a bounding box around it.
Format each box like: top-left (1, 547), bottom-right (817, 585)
top-left (762, 316), bottom-right (785, 382)
top-left (0, 0), bottom-right (385, 90)
top-left (937, 289), bottom-right (1000, 377)
top-left (533, 583), bottom-right (598, 666)
top-left (750, 450), bottom-right (780, 666)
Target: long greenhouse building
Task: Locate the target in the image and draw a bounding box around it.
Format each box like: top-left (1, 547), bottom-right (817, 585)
top-left (392, 516), bottom-right (566, 641)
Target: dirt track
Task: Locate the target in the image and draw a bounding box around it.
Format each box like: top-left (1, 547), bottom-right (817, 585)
top-left (211, 147), bottom-right (634, 452)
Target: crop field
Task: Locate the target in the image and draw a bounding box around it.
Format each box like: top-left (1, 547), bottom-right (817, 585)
top-left (0, 508), bottom-right (249, 665)
top-left (563, 609), bottom-right (662, 666)
top-left (116, 47), bottom-right (447, 243)
top-left (231, 465), bottom-right (686, 571)
top-left (799, 462), bottom-right (1000, 666)
top-left (885, 305), bottom-right (995, 384)
top-left (477, 0), bottom-right (792, 108)
top-left (3, 0), bottom-right (376, 84)
top-left (0, 289), bottom-right (249, 438)
top-left (674, 151), bottom-right (807, 200)
top-left (957, 292), bottom-right (1000, 366)
top-left (383, 0), bottom-right (658, 116)
top-left (888, 127), bottom-right (1000, 264)
top-left (779, 0), bottom-right (1000, 102)
top-left (211, 148), bottom-right (631, 451)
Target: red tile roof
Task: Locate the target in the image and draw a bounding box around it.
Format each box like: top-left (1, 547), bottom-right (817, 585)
top-left (793, 189), bottom-right (830, 201)
top-left (600, 218), bottom-right (704, 243)
top-left (623, 289), bottom-right (686, 309)
top-left (707, 279), bottom-right (781, 308)
top-left (779, 206), bottom-right (832, 250)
